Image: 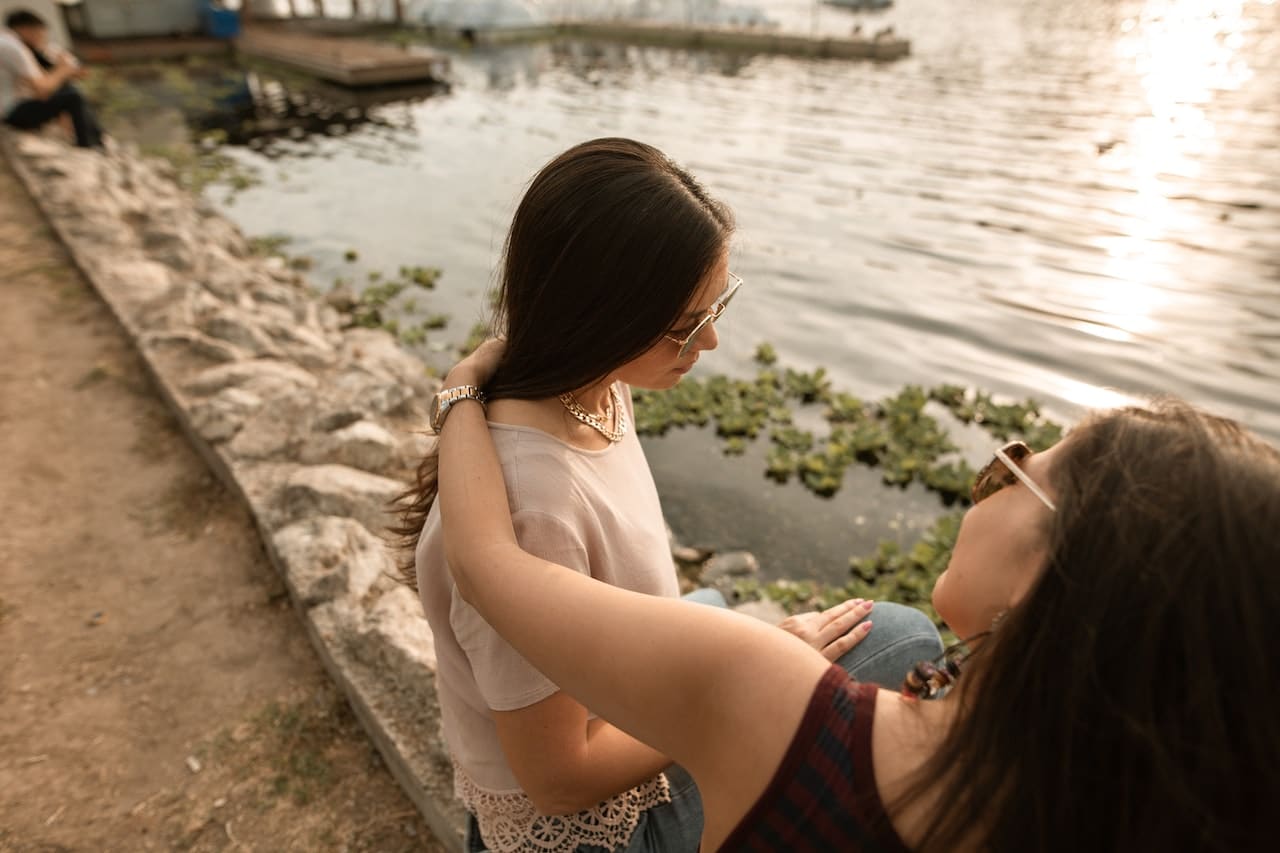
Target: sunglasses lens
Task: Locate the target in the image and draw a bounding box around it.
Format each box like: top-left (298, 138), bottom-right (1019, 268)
top-left (970, 442), bottom-right (1033, 505)
top-left (971, 458), bottom-right (1011, 504)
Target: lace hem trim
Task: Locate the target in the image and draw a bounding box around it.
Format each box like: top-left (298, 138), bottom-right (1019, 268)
top-left (453, 759), bottom-right (671, 853)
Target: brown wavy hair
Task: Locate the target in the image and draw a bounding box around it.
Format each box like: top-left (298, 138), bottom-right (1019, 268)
top-left (391, 138), bottom-right (734, 586)
top-left (899, 398), bottom-right (1280, 851)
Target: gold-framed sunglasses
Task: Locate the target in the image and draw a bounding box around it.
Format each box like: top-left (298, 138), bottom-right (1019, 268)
top-left (663, 272), bottom-right (743, 359)
top-left (972, 440), bottom-right (1057, 511)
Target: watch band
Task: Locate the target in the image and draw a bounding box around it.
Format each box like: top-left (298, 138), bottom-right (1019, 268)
top-left (431, 384), bottom-right (486, 432)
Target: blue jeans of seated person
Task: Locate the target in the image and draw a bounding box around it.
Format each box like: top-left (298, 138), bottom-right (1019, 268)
top-left (464, 591), bottom-right (941, 852)
top-left (4, 84), bottom-right (103, 148)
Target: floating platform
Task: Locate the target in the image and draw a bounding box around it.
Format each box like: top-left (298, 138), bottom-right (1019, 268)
top-left (73, 35), bottom-right (233, 64)
top-left (235, 27), bottom-right (449, 87)
top-left (556, 21), bottom-right (910, 60)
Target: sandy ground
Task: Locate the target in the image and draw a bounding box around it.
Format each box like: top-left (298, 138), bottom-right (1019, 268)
top-left (0, 156), bottom-right (444, 852)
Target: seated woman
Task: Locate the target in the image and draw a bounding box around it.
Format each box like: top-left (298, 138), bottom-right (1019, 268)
top-left (397, 139), bottom-right (941, 853)
top-left (435, 341), bottom-right (1278, 853)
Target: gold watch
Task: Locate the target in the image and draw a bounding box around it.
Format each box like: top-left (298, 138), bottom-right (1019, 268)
top-left (429, 385), bottom-right (486, 432)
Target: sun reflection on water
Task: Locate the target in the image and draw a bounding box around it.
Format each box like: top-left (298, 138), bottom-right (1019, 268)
top-left (1080, 0), bottom-right (1256, 342)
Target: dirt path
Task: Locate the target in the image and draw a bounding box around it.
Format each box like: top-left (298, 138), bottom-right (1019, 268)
top-left (0, 157), bottom-right (444, 852)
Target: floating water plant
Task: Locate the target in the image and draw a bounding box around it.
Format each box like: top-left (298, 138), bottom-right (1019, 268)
top-left (930, 385), bottom-right (1062, 450)
top-left (633, 343), bottom-right (1065, 505)
top-left (400, 265), bottom-right (442, 289)
top-left (729, 510), bottom-right (963, 629)
top-left (247, 234), bottom-right (292, 257)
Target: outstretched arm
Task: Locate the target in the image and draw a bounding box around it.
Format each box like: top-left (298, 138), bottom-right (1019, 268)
top-left (437, 353), bottom-right (830, 847)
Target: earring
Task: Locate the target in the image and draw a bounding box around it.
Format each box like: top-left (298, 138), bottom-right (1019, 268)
top-left (991, 609), bottom-right (1007, 630)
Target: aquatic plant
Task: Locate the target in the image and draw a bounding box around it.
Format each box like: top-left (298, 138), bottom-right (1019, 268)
top-left (729, 510), bottom-right (963, 630)
top-left (930, 385), bottom-right (1063, 450)
top-left (400, 265), bottom-right (442, 289)
top-left (633, 343), bottom-right (1064, 505)
top-left (248, 234), bottom-right (292, 256)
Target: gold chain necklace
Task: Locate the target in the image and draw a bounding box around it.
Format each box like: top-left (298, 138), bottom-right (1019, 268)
top-left (558, 384), bottom-right (628, 443)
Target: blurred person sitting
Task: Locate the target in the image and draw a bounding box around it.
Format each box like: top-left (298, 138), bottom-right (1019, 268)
top-left (2, 9), bottom-right (102, 149)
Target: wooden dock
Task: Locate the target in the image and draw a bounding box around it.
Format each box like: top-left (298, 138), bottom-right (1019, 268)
top-left (556, 21), bottom-right (910, 61)
top-left (73, 35), bottom-right (232, 64)
top-left (235, 28), bottom-right (449, 87)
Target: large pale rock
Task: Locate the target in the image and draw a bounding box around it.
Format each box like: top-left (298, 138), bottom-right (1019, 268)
top-left (141, 330), bottom-right (247, 365)
top-left (201, 247), bottom-right (254, 301)
top-left (13, 132), bottom-right (64, 159)
top-left (702, 550), bottom-right (761, 584)
top-left (278, 464), bottom-right (404, 533)
top-left (141, 223), bottom-right (199, 272)
top-left (342, 328), bottom-right (432, 391)
top-left (314, 409), bottom-right (365, 433)
top-left (342, 585), bottom-right (438, 691)
top-left (397, 431), bottom-right (433, 468)
top-left (300, 420), bottom-right (399, 472)
top-left (262, 319), bottom-right (338, 369)
top-left (250, 278), bottom-right (305, 308)
top-left (733, 599), bottom-right (789, 626)
top-left (96, 259), bottom-right (184, 321)
top-left (200, 214), bottom-right (250, 258)
top-left (330, 367), bottom-right (414, 416)
top-left (225, 390), bottom-right (316, 459)
top-left (190, 387), bottom-right (263, 443)
top-left (197, 306), bottom-right (282, 358)
top-left (272, 516), bottom-right (394, 606)
top-left (185, 359), bottom-right (319, 397)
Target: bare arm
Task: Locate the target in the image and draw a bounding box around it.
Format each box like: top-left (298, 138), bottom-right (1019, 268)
top-left (494, 692), bottom-right (671, 815)
top-left (437, 359), bottom-right (830, 846)
top-left (27, 54), bottom-right (77, 100)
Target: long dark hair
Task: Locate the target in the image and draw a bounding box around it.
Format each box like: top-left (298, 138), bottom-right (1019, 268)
top-left (392, 138), bottom-right (734, 583)
top-left (902, 399), bottom-right (1280, 851)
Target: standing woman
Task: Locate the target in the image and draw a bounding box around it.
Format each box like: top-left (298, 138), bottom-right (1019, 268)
top-left (396, 139), bottom-right (940, 853)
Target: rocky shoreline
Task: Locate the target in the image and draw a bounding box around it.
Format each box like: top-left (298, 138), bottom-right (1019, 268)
top-left (2, 131), bottom-right (773, 851)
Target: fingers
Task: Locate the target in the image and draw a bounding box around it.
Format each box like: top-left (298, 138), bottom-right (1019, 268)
top-left (822, 619), bottom-right (873, 662)
top-left (815, 599), bottom-right (874, 647)
top-left (446, 338), bottom-right (506, 387)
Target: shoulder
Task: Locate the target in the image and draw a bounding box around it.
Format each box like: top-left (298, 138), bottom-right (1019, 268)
top-left (488, 424), bottom-right (602, 509)
top-left (721, 669), bottom-right (908, 852)
top-left (0, 32), bottom-right (32, 63)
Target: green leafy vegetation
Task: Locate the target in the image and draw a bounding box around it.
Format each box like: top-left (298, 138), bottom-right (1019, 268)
top-left (634, 345), bottom-right (1064, 504)
top-left (646, 343), bottom-right (1067, 633)
top-left (729, 511), bottom-right (963, 632)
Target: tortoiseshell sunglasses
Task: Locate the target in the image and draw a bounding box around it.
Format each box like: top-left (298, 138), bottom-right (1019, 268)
top-left (971, 440), bottom-right (1057, 511)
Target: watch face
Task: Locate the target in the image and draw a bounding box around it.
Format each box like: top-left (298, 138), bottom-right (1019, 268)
top-left (429, 393), bottom-right (444, 431)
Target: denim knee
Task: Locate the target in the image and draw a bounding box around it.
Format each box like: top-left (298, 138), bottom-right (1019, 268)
top-left (837, 601), bottom-right (943, 688)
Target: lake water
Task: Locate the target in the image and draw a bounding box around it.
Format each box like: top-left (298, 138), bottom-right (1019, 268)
top-left (206, 0), bottom-right (1280, 582)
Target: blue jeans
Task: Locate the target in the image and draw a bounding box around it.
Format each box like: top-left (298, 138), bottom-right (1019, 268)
top-left (464, 593), bottom-right (941, 852)
top-left (4, 84), bottom-right (103, 148)
top-left (683, 589), bottom-right (943, 688)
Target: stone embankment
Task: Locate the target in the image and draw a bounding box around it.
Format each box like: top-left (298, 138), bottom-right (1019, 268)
top-left (3, 132), bottom-right (777, 851)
